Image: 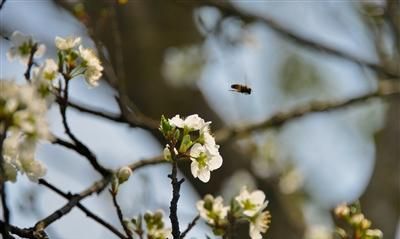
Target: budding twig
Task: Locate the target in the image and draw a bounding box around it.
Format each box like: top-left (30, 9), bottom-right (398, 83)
top-left (180, 214), bottom-right (200, 239)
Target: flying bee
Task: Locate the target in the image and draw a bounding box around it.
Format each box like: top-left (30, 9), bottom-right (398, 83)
top-left (230, 84), bottom-right (252, 95)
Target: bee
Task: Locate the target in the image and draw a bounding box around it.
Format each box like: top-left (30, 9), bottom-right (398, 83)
top-left (230, 84), bottom-right (252, 95)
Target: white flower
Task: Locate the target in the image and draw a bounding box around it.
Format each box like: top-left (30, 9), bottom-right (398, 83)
top-left (148, 227), bottom-right (172, 239)
top-left (163, 144), bottom-right (178, 161)
top-left (162, 45), bottom-right (205, 88)
top-left (334, 203), bottom-right (350, 217)
top-left (7, 31), bottom-right (45, 64)
top-left (249, 211), bottom-right (271, 239)
top-left (79, 45), bottom-right (103, 86)
top-left (190, 143), bottom-right (222, 183)
top-left (196, 195), bottom-right (229, 225)
top-left (32, 59), bottom-right (59, 98)
top-left (235, 187), bottom-right (268, 217)
top-left (0, 80), bottom-right (50, 182)
top-left (169, 114), bottom-right (210, 131)
top-left (55, 36), bottom-right (81, 50)
top-left (365, 229), bottom-right (383, 238)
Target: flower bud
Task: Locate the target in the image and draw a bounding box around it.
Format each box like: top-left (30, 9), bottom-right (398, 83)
top-left (335, 203), bottom-right (350, 218)
top-left (117, 166), bottom-right (132, 184)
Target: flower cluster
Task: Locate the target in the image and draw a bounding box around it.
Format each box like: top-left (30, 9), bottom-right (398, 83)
top-left (159, 114), bottom-right (222, 183)
top-left (0, 80), bottom-right (51, 182)
top-left (7, 31), bottom-right (46, 64)
top-left (334, 202), bottom-right (383, 239)
top-left (124, 210), bottom-right (172, 239)
top-left (197, 186), bottom-right (271, 239)
top-left (55, 36), bottom-right (103, 86)
top-left (162, 45), bottom-right (205, 88)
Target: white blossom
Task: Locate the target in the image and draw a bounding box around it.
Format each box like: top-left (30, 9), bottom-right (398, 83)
top-left (190, 143), bottom-right (222, 183)
top-left (365, 229), bottom-right (383, 238)
top-left (78, 45), bottom-right (103, 86)
top-left (7, 31), bottom-right (45, 64)
top-left (162, 45), bottom-right (205, 88)
top-left (168, 114), bottom-right (210, 131)
top-left (55, 36), bottom-right (81, 50)
top-left (0, 80), bottom-right (50, 182)
top-left (196, 195), bottom-right (229, 225)
top-left (249, 211), bottom-right (271, 239)
top-left (235, 187), bottom-right (268, 217)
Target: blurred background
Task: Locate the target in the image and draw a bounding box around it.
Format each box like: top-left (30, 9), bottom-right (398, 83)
top-left (0, 0), bottom-right (399, 238)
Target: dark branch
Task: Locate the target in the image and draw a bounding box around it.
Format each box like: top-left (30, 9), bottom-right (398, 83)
top-left (168, 153), bottom-right (185, 239)
top-left (110, 191), bottom-right (132, 239)
top-left (0, 221), bottom-right (36, 239)
top-left (198, 0), bottom-right (399, 79)
top-left (0, 0), bottom-right (6, 10)
top-left (23, 43), bottom-right (38, 82)
top-left (180, 215), bottom-right (200, 239)
top-left (58, 77), bottom-right (110, 176)
top-left (33, 177), bottom-right (109, 235)
top-left (38, 179), bottom-right (127, 239)
top-left (215, 87), bottom-right (400, 144)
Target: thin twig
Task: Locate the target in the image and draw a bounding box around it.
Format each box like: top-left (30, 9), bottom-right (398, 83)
top-left (195, 0), bottom-right (399, 79)
top-left (0, 0), bottom-right (6, 10)
top-left (58, 76), bottom-right (110, 176)
top-left (23, 43), bottom-right (38, 82)
top-left (33, 177), bottom-right (109, 235)
top-left (38, 179), bottom-right (127, 239)
top-left (111, 191), bottom-right (132, 239)
top-left (215, 87), bottom-right (400, 144)
top-left (0, 221), bottom-right (35, 239)
top-left (180, 215), bottom-right (200, 239)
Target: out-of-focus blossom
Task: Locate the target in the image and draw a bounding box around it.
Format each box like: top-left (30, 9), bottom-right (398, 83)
top-left (78, 45), bottom-right (103, 86)
top-left (162, 45), bottom-right (205, 88)
top-left (55, 36), bottom-right (81, 50)
top-left (304, 225), bottom-right (332, 239)
top-left (196, 194), bottom-right (229, 225)
top-left (7, 31), bottom-right (45, 64)
top-left (0, 80), bottom-right (51, 182)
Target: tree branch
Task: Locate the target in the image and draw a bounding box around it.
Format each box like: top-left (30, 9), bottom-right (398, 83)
top-left (33, 177), bottom-right (109, 235)
top-left (58, 77), bottom-right (110, 176)
top-left (0, 0), bottom-right (7, 10)
top-left (168, 153), bottom-right (185, 239)
top-left (215, 86), bottom-right (400, 144)
top-left (23, 43), bottom-right (38, 82)
top-left (180, 214), bottom-right (200, 239)
top-left (110, 191), bottom-right (132, 239)
top-left (38, 179), bottom-right (127, 239)
top-left (196, 0), bottom-right (399, 79)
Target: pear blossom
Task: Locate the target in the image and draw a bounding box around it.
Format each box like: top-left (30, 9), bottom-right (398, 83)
top-left (78, 45), bottom-right (103, 86)
top-left (249, 211), bottom-right (271, 239)
top-left (7, 31), bottom-right (45, 64)
top-left (144, 210), bottom-right (172, 239)
top-left (365, 229), bottom-right (383, 238)
top-left (0, 80), bottom-right (50, 182)
top-left (190, 143), bottom-right (222, 182)
top-left (334, 203), bottom-right (350, 217)
top-left (196, 194), bottom-right (229, 225)
top-left (55, 36), bottom-right (81, 50)
top-left (162, 45), bottom-right (205, 88)
top-left (235, 187), bottom-right (268, 217)
top-left (168, 114), bottom-right (210, 132)
top-left (31, 59), bottom-right (59, 98)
